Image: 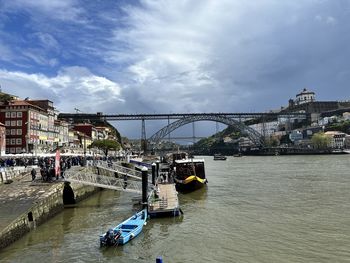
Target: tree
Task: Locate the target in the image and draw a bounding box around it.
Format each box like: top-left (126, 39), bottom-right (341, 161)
top-left (311, 132), bottom-right (331, 149)
top-left (89, 139), bottom-right (121, 156)
top-left (0, 94), bottom-right (13, 104)
top-left (264, 136), bottom-right (279, 147)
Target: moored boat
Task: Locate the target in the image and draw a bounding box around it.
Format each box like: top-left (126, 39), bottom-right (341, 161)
top-left (173, 158), bottom-right (207, 193)
top-left (100, 209), bottom-right (147, 247)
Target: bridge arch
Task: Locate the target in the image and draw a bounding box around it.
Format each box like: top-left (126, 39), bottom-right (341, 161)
top-left (148, 115), bottom-right (264, 149)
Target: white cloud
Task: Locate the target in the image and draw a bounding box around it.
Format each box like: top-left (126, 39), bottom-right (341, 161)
top-left (33, 32), bottom-right (60, 52)
top-left (1, 0), bottom-right (350, 125)
top-left (0, 67), bottom-right (124, 112)
top-left (315, 14), bottom-right (337, 25)
top-left (105, 0), bottom-right (321, 113)
top-left (2, 0), bottom-right (86, 23)
top-left (0, 41), bottom-right (14, 62)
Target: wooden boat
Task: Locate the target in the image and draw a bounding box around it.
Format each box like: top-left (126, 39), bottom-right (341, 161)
top-left (213, 154), bottom-right (227, 160)
top-left (99, 209), bottom-right (147, 247)
top-left (173, 158), bottom-right (207, 193)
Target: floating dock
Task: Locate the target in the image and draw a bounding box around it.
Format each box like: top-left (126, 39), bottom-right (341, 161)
top-left (148, 183), bottom-right (180, 218)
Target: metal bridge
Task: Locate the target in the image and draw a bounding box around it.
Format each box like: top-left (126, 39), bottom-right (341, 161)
top-left (59, 112), bottom-right (308, 150)
top-left (59, 112), bottom-right (306, 121)
top-left (64, 162), bottom-right (153, 194)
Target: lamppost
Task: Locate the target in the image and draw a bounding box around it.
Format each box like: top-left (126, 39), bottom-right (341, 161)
top-left (83, 134), bottom-right (86, 155)
top-left (25, 121), bottom-right (30, 153)
top-left (25, 135), bottom-right (29, 154)
top-left (0, 132), bottom-right (2, 157)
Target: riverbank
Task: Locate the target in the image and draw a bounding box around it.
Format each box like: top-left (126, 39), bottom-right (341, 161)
top-left (0, 167), bottom-right (101, 250)
top-left (242, 147), bottom-right (350, 156)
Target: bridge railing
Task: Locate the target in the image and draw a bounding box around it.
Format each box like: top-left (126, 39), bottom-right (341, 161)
top-left (95, 161), bottom-right (153, 183)
top-left (64, 167), bottom-right (144, 194)
top-left (64, 164), bottom-right (154, 194)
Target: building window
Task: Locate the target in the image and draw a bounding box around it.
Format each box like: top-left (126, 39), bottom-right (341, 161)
top-left (11, 112), bottom-right (16, 118)
top-left (5, 121), bottom-right (10, 126)
top-left (11, 129), bottom-right (16, 135)
top-left (6, 139), bottom-right (10, 145)
top-left (17, 120), bottom-right (22, 126)
top-left (5, 112), bottom-right (10, 118)
top-left (6, 130), bottom-right (10, 135)
top-left (16, 138), bottom-right (22, 145)
top-left (17, 112), bottom-right (22, 118)
top-left (16, 147), bottom-right (22, 153)
top-left (17, 129), bottom-right (22, 135)
top-left (11, 121), bottom-right (16, 126)
top-left (10, 138), bottom-right (15, 145)
top-left (10, 148), bottom-right (15, 153)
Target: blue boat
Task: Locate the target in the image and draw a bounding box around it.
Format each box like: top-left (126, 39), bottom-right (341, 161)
top-left (100, 209), bottom-right (147, 247)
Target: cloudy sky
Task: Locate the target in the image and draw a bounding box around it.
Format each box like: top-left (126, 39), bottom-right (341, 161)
top-left (0, 0), bottom-right (350, 138)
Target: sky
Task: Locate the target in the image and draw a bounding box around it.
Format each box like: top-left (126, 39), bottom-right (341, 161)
top-left (0, 0), bottom-right (350, 139)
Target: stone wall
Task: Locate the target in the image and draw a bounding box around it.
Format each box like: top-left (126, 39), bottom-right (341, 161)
top-left (0, 181), bottom-right (101, 250)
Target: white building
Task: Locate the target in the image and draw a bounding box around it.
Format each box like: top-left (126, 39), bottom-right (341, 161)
top-left (295, 88), bottom-right (315, 105)
top-left (249, 121), bottom-right (278, 137)
top-left (343, 112), bottom-right (350, 121)
top-left (325, 131), bottom-right (347, 149)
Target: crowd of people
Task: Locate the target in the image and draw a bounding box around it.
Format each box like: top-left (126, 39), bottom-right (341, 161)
top-left (0, 155), bottom-right (122, 183)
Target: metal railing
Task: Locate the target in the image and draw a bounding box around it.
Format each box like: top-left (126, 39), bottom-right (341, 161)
top-left (64, 167), bottom-right (145, 194)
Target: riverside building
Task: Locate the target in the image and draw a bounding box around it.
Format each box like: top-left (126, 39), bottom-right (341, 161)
top-left (0, 94), bottom-right (69, 154)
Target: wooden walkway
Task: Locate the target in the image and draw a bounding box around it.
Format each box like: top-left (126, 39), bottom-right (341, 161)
top-left (148, 183), bottom-right (180, 217)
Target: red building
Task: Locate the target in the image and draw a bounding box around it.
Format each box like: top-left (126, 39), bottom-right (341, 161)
top-left (73, 123), bottom-right (97, 139)
top-left (0, 100), bottom-right (46, 154)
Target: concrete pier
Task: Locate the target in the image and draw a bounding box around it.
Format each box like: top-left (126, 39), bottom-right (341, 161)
top-left (0, 166), bottom-right (101, 250)
top-left (148, 183), bottom-right (180, 218)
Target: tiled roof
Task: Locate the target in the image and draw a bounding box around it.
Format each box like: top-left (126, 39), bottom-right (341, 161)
top-left (8, 100), bottom-right (45, 111)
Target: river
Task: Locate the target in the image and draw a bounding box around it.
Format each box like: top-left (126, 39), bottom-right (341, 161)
top-left (0, 155), bottom-right (350, 263)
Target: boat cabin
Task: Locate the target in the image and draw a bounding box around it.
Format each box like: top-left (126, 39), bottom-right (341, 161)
top-left (174, 159), bottom-right (205, 180)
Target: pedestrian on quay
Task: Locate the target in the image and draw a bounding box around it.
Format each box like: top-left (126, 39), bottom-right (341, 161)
top-left (31, 168), bottom-right (36, 181)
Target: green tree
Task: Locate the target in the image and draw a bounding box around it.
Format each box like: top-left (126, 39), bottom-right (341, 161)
top-left (311, 132), bottom-right (331, 149)
top-left (265, 137), bottom-right (279, 147)
top-left (0, 94), bottom-right (13, 104)
top-left (89, 139), bottom-right (121, 156)
top-left (325, 120), bottom-right (350, 134)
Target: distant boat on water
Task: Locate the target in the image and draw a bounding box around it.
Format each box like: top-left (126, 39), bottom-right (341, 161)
top-left (213, 154), bottom-right (227, 160)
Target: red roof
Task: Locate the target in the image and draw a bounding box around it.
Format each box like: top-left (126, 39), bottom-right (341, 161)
top-left (8, 100), bottom-right (45, 111)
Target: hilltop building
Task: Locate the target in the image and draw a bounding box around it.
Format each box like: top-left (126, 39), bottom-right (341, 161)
top-left (286, 88), bottom-right (350, 115)
top-left (294, 88), bottom-right (316, 105)
top-left (283, 88), bottom-right (350, 127)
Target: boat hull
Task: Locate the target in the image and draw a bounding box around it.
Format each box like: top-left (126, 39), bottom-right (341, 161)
top-left (175, 176), bottom-right (207, 193)
top-left (173, 158), bottom-right (207, 193)
top-left (213, 154), bottom-right (227, 160)
top-left (99, 209), bottom-right (147, 247)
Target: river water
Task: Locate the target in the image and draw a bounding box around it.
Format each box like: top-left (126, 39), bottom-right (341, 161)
top-left (1, 155), bottom-right (350, 263)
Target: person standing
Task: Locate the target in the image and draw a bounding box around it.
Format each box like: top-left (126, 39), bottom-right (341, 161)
top-left (31, 168), bottom-right (36, 181)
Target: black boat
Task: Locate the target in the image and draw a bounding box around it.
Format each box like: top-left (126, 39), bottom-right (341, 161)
top-left (173, 157), bottom-right (207, 193)
top-left (163, 152), bottom-right (207, 193)
top-left (213, 154), bottom-right (227, 160)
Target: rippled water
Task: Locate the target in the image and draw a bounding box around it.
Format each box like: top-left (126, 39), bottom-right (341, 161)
top-left (1, 155), bottom-right (350, 263)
